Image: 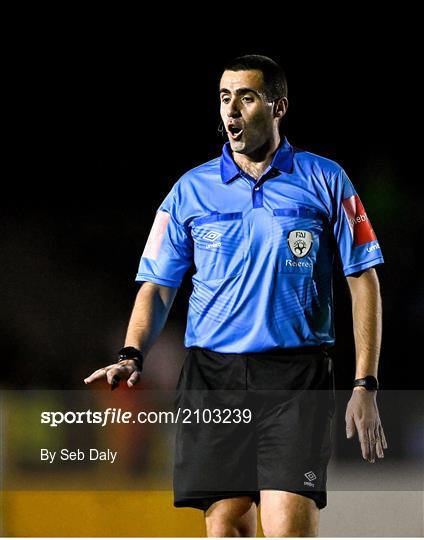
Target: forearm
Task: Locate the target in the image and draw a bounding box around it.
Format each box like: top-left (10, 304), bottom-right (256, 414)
top-left (124, 281), bottom-right (178, 357)
top-left (347, 269), bottom-right (382, 379)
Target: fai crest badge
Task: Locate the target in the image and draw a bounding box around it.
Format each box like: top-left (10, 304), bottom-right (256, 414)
top-left (288, 230), bottom-right (313, 258)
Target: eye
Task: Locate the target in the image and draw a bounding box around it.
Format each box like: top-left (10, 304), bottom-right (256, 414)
top-left (242, 96), bottom-right (254, 103)
top-left (221, 95), bottom-right (231, 104)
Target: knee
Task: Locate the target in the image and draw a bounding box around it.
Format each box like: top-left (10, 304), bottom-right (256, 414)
top-left (206, 520), bottom-right (242, 537)
top-left (206, 513), bottom-right (255, 537)
top-left (261, 512), bottom-right (319, 537)
top-left (262, 521), bottom-right (318, 537)
top-left (262, 526), bottom-right (317, 537)
top-left (260, 491), bottom-right (320, 537)
top-left (205, 496), bottom-right (257, 537)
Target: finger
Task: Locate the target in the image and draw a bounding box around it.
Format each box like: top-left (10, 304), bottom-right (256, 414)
top-left (379, 423), bottom-right (388, 449)
top-left (84, 363), bottom-right (117, 384)
top-left (359, 433), bottom-right (369, 461)
top-left (367, 427), bottom-right (376, 463)
top-left (376, 436), bottom-right (384, 458)
top-left (84, 368), bottom-right (107, 384)
top-left (107, 364), bottom-right (125, 384)
top-left (374, 424), bottom-right (384, 458)
top-left (358, 422), bottom-right (370, 460)
top-left (111, 375), bottom-right (121, 391)
top-left (127, 370), bottom-right (141, 388)
top-left (104, 364), bottom-right (118, 370)
top-left (108, 364), bottom-right (137, 386)
top-left (346, 414), bottom-right (356, 439)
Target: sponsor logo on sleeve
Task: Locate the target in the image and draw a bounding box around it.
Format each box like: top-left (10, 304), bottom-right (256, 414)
top-left (342, 195), bottom-right (377, 246)
top-left (366, 242), bottom-right (381, 253)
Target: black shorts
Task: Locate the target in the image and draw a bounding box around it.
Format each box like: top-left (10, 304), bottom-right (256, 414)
top-left (173, 346), bottom-right (335, 511)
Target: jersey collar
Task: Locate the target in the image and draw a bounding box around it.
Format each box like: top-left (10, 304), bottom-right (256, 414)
top-left (220, 135), bottom-right (294, 184)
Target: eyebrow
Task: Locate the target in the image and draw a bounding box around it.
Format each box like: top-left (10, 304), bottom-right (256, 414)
top-left (219, 87), bottom-right (262, 97)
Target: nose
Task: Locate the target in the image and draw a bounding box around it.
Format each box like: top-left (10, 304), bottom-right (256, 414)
top-left (226, 98), bottom-right (241, 118)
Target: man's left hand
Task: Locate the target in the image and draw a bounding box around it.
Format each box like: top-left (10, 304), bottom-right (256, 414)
top-left (345, 387), bottom-right (388, 462)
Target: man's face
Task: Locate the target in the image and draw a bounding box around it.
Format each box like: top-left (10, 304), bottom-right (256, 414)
top-left (219, 69), bottom-right (275, 155)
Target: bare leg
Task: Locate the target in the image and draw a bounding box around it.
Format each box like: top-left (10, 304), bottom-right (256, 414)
top-left (204, 496), bottom-right (257, 537)
top-left (260, 490), bottom-right (320, 537)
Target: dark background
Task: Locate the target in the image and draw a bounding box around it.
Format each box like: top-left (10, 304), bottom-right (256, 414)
top-left (1, 27), bottom-right (422, 391)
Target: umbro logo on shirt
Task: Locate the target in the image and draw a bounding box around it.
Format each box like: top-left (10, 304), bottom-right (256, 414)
top-left (203, 230), bottom-right (222, 249)
top-left (203, 230), bottom-right (222, 242)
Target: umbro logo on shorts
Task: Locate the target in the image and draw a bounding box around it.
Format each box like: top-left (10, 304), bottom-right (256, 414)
top-left (304, 470), bottom-right (317, 487)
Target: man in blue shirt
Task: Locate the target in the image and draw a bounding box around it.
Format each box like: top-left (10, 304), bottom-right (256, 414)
top-left (85, 55), bottom-right (387, 537)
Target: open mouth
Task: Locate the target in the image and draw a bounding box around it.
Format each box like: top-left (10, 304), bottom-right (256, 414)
top-left (227, 125), bottom-right (244, 140)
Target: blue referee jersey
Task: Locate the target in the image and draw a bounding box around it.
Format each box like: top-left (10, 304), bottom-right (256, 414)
top-left (136, 136), bottom-right (384, 353)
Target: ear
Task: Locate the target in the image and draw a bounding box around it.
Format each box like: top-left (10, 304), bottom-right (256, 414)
top-left (274, 97), bottom-right (289, 119)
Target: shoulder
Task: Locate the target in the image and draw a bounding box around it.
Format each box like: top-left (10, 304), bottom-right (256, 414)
top-left (171, 155), bottom-right (222, 196)
top-left (292, 146), bottom-right (344, 183)
top-left (178, 156), bottom-right (221, 184)
top-left (161, 156), bottom-right (221, 223)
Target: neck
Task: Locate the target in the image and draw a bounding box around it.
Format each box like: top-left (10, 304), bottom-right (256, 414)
top-left (233, 135), bottom-right (281, 180)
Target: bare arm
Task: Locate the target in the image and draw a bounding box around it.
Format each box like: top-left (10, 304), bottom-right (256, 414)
top-left (124, 281), bottom-right (178, 356)
top-left (345, 267), bottom-right (388, 462)
top-left (346, 267), bottom-right (382, 379)
top-left (84, 281), bottom-right (178, 388)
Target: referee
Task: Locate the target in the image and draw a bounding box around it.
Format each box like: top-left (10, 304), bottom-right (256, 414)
top-left (85, 55), bottom-right (388, 537)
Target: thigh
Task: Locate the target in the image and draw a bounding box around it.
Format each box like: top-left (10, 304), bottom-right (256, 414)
top-left (205, 496), bottom-right (258, 538)
top-left (260, 490), bottom-right (320, 537)
top-left (253, 351), bottom-right (335, 510)
top-left (174, 348), bottom-right (258, 509)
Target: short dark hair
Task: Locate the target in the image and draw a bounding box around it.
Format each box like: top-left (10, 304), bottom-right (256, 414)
top-left (223, 54), bottom-right (288, 101)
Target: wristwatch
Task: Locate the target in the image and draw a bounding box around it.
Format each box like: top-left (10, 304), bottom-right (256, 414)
top-left (118, 346), bottom-right (144, 372)
top-left (353, 375), bottom-right (379, 391)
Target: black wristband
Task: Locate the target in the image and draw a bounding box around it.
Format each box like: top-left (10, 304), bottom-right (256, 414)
top-left (118, 346), bottom-right (144, 371)
top-left (353, 375), bottom-right (379, 391)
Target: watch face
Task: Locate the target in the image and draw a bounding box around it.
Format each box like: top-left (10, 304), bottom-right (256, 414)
top-left (364, 376), bottom-right (378, 390)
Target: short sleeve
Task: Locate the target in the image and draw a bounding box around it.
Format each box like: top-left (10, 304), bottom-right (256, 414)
top-left (330, 168), bottom-right (384, 276)
top-left (135, 184), bottom-right (193, 287)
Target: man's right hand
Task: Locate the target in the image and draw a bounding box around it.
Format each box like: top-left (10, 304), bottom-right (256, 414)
top-left (84, 359), bottom-right (142, 390)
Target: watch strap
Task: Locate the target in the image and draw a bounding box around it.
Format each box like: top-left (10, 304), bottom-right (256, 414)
top-left (353, 375), bottom-right (379, 391)
top-left (118, 346), bottom-right (144, 371)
